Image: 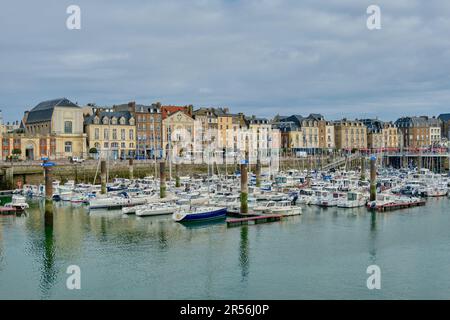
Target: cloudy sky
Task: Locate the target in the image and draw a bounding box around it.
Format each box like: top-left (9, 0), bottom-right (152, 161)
top-left (1, 0), bottom-right (450, 122)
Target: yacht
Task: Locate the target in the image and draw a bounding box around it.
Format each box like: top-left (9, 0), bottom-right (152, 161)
top-left (136, 203), bottom-right (181, 217)
top-left (4, 195), bottom-right (29, 210)
top-left (337, 191), bottom-right (368, 208)
top-left (172, 207), bottom-right (227, 222)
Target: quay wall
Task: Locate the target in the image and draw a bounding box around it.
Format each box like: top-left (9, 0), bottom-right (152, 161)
top-left (0, 154), bottom-right (448, 189)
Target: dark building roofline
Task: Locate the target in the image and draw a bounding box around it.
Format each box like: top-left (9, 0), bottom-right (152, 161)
top-left (26, 98), bottom-right (79, 124)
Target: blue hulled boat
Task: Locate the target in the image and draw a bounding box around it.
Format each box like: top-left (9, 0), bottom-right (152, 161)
top-left (172, 207), bottom-right (227, 223)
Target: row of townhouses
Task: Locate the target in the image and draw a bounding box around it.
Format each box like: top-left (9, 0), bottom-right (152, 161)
top-left (1, 98), bottom-right (449, 161)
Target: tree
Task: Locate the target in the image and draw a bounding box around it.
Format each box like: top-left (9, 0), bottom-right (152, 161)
top-left (12, 148), bottom-right (21, 155)
top-left (89, 147), bottom-right (98, 154)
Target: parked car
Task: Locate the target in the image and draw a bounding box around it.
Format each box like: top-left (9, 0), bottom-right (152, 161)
top-left (71, 157), bottom-right (85, 163)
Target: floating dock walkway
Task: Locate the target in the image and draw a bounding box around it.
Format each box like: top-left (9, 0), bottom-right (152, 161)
top-left (227, 214), bottom-right (284, 228)
top-left (368, 200), bottom-right (426, 212)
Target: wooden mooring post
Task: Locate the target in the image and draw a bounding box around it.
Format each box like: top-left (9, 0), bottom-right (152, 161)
top-left (160, 161), bottom-right (166, 198)
top-left (100, 160), bottom-right (107, 195)
top-left (370, 155), bottom-right (377, 202)
top-left (240, 162), bottom-right (248, 214)
top-left (129, 158), bottom-right (134, 180)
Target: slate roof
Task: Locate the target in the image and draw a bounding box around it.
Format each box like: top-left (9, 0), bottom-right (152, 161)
top-left (193, 107), bottom-right (219, 117)
top-left (438, 113), bottom-right (450, 122)
top-left (306, 113), bottom-right (325, 121)
top-left (273, 121), bottom-right (299, 132)
top-left (281, 115), bottom-right (304, 126)
top-left (84, 111), bottom-right (134, 125)
top-left (395, 116), bottom-right (441, 127)
top-left (360, 119), bottom-right (384, 133)
top-left (26, 98), bottom-right (79, 124)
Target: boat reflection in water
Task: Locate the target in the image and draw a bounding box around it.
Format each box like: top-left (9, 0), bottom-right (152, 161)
top-left (1, 194), bottom-right (450, 299)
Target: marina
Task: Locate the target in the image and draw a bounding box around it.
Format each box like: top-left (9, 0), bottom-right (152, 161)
top-left (1, 139), bottom-right (450, 300)
top-left (1, 194), bottom-right (449, 299)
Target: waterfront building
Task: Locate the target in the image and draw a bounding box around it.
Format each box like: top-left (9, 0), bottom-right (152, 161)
top-left (333, 119), bottom-right (367, 151)
top-left (320, 120), bottom-right (335, 149)
top-left (395, 116), bottom-right (441, 149)
top-left (162, 110), bottom-right (196, 159)
top-left (247, 116), bottom-right (272, 159)
top-left (84, 110), bottom-right (136, 159)
top-left (271, 120), bottom-right (302, 155)
top-left (2, 98), bottom-right (87, 160)
top-left (382, 122), bottom-right (400, 149)
top-left (438, 113), bottom-right (450, 140)
top-left (192, 107), bottom-right (220, 160)
top-left (135, 103), bottom-right (162, 159)
top-left (111, 101), bottom-right (163, 159)
top-left (217, 110), bottom-right (246, 154)
top-left (161, 105), bottom-right (193, 120)
top-left (217, 109), bottom-right (233, 150)
top-left (278, 114), bottom-right (331, 151)
top-left (0, 122), bottom-right (19, 135)
top-left (361, 119), bottom-right (400, 151)
top-left (286, 129), bottom-right (304, 153)
top-left (298, 114), bottom-right (320, 149)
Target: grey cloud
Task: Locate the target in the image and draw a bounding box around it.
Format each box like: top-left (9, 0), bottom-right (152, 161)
top-left (1, 0), bottom-right (450, 121)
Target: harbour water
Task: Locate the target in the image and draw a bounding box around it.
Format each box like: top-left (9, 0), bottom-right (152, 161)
top-left (0, 198), bottom-right (449, 299)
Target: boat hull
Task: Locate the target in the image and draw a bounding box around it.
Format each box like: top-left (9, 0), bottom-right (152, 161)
top-left (173, 207), bottom-right (227, 223)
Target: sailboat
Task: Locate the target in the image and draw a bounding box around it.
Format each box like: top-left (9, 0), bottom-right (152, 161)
top-left (172, 206), bottom-right (227, 222)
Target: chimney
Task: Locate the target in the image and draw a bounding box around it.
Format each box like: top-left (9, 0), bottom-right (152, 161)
top-left (128, 101), bottom-right (136, 112)
top-left (187, 104), bottom-right (193, 116)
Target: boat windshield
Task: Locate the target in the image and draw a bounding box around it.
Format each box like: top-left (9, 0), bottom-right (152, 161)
top-left (347, 193), bottom-right (357, 201)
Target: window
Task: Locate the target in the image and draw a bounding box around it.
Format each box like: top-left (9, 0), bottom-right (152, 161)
top-left (104, 129), bottom-right (109, 140)
top-left (104, 142), bottom-right (109, 148)
top-left (129, 143), bottom-right (134, 148)
top-left (64, 121), bottom-right (72, 134)
top-left (95, 128), bottom-right (99, 140)
top-left (129, 129), bottom-right (134, 140)
top-left (121, 142), bottom-right (126, 148)
top-left (121, 129), bottom-right (126, 140)
top-left (65, 141), bottom-right (72, 153)
top-left (112, 129), bottom-right (117, 140)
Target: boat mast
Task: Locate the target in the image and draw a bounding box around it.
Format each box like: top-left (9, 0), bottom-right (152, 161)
top-left (153, 116), bottom-right (157, 181)
top-left (169, 127), bottom-right (172, 181)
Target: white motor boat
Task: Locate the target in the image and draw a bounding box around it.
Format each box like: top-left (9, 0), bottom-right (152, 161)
top-left (253, 200), bottom-right (302, 215)
top-left (420, 185), bottom-right (448, 197)
top-left (337, 191), bottom-right (368, 208)
top-left (136, 203), bottom-right (181, 217)
top-left (4, 195), bottom-right (29, 210)
top-left (269, 200), bottom-right (302, 216)
top-left (89, 195), bottom-right (135, 210)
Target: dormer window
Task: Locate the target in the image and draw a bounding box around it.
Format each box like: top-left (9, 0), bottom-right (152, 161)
top-left (129, 117), bottom-right (135, 126)
top-left (102, 117), bottom-right (109, 125)
top-left (111, 117), bottom-right (117, 125)
top-left (119, 117), bottom-right (126, 125)
top-left (94, 116), bottom-right (100, 125)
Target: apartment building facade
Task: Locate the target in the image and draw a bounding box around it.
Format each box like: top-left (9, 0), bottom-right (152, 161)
top-left (333, 119), bottom-right (367, 150)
